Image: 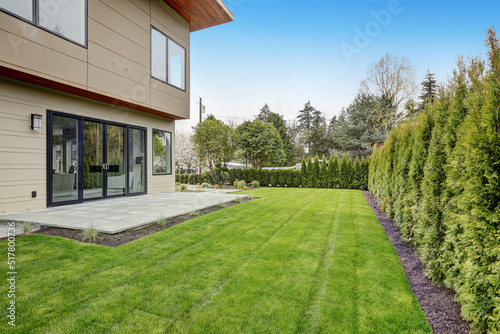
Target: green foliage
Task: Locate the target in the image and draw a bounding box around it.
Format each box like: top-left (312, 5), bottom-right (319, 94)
top-left (205, 169), bottom-right (230, 186)
top-left (301, 157), bottom-right (307, 185)
top-left (235, 120), bottom-right (285, 168)
top-left (329, 154), bottom-right (339, 188)
top-left (320, 154), bottom-right (328, 188)
top-left (258, 106), bottom-right (295, 166)
top-left (201, 182), bottom-right (211, 188)
top-left (250, 180), bottom-right (259, 188)
top-left (192, 117), bottom-right (234, 170)
top-left (368, 28), bottom-right (500, 332)
top-left (81, 223), bottom-right (99, 243)
top-left (180, 161), bottom-right (369, 191)
top-left (329, 93), bottom-right (387, 158)
top-left (236, 180), bottom-right (246, 190)
top-left (313, 154), bottom-right (320, 188)
top-left (418, 69), bottom-right (438, 110)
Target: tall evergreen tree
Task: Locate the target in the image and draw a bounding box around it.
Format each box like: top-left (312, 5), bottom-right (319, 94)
top-left (297, 100), bottom-right (315, 132)
top-left (329, 93), bottom-right (388, 158)
top-left (313, 154), bottom-right (320, 188)
top-left (320, 154), bottom-right (327, 188)
top-left (418, 69), bottom-right (438, 110)
top-left (256, 103), bottom-right (271, 121)
top-left (306, 156), bottom-right (313, 188)
top-left (339, 154), bottom-right (349, 189)
top-left (301, 157), bottom-right (307, 185)
top-left (329, 154), bottom-right (339, 188)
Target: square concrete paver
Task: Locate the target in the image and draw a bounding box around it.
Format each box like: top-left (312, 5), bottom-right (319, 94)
top-left (0, 192), bottom-right (248, 235)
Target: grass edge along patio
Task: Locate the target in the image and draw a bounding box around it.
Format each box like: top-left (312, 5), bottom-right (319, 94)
top-left (1, 188), bottom-right (431, 333)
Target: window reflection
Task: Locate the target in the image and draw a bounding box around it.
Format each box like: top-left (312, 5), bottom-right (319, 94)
top-left (51, 115), bottom-right (79, 203)
top-left (153, 130), bottom-right (171, 175)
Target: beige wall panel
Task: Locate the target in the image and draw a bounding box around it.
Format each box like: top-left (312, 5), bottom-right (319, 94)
top-left (0, 13), bottom-right (87, 61)
top-left (88, 18), bottom-right (149, 66)
top-left (0, 198), bottom-right (46, 214)
top-left (0, 152), bottom-right (45, 166)
top-left (0, 134), bottom-right (44, 150)
top-left (89, 0), bottom-right (150, 50)
top-left (130, 0), bottom-right (151, 15)
top-left (0, 168), bottom-right (44, 183)
top-left (0, 30), bottom-right (87, 86)
top-left (88, 65), bottom-right (151, 106)
top-left (99, 0), bottom-right (151, 32)
top-left (150, 87), bottom-right (189, 118)
top-left (151, 77), bottom-right (189, 100)
top-left (0, 182), bottom-right (45, 199)
top-left (100, 0), bottom-right (151, 29)
top-left (88, 42), bottom-right (150, 85)
top-left (151, 0), bottom-right (189, 43)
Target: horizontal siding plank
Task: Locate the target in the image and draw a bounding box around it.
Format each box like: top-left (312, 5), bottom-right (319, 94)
top-left (89, 0), bottom-right (150, 50)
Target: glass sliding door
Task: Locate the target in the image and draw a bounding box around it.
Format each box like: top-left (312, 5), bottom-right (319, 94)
top-left (83, 121), bottom-right (103, 199)
top-left (49, 111), bottom-right (147, 206)
top-left (51, 115), bottom-right (79, 204)
top-left (106, 124), bottom-right (126, 197)
top-left (128, 128), bottom-right (146, 194)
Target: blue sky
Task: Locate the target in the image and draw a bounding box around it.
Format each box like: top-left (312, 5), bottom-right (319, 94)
top-left (178, 0), bottom-right (500, 131)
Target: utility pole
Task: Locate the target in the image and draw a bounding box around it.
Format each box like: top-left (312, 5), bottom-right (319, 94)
top-left (199, 97), bottom-right (203, 124)
top-left (198, 97), bottom-right (204, 174)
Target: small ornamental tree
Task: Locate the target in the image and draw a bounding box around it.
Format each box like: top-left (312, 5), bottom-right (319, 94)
top-left (329, 154), bottom-right (339, 188)
top-left (306, 156), bottom-right (314, 188)
top-left (313, 154), bottom-right (320, 188)
top-left (320, 154), bottom-right (327, 188)
top-left (301, 157), bottom-right (307, 185)
top-left (339, 154), bottom-right (349, 188)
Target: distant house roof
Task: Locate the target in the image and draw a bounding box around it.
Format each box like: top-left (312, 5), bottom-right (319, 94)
top-left (164, 0), bottom-right (234, 32)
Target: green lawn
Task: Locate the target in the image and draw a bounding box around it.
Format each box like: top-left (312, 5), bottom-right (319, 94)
top-left (1, 188), bottom-right (430, 333)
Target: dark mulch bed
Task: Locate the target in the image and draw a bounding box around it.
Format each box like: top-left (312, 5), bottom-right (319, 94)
top-left (363, 191), bottom-right (470, 334)
top-left (33, 197), bottom-right (255, 247)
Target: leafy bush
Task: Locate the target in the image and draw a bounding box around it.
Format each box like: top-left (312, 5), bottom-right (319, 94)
top-left (250, 180), bottom-right (259, 188)
top-left (201, 182), bottom-right (212, 188)
top-left (236, 180), bottom-right (246, 190)
top-left (177, 184), bottom-right (188, 192)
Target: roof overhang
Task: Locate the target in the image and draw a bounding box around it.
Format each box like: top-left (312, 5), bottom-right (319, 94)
top-left (164, 0), bottom-right (234, 32)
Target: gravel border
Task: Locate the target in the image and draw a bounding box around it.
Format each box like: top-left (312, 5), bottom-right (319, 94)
top-left (363, 191), bottom-right (470, 334)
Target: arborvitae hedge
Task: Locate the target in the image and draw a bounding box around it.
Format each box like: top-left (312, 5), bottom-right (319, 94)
top-left (175, 156), bottom-right (369, 190)
top-left (369, 28), bottom-right (500, 333)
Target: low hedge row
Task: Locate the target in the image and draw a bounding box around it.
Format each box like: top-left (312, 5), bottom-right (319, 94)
top-left (176, 154), bottom-right (369, 190)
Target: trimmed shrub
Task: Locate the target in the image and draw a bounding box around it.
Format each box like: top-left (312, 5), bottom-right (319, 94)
top-left (369, 29), bottom-right (500, 332)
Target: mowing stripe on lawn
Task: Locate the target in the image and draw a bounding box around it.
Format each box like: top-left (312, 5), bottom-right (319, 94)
top-left (0, 189), bottom-right (431, 333)
top-left (170, 190), bottom-right (329, 333)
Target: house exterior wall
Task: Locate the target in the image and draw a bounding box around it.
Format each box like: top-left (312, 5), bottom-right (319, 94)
top-left (0, 0), bottom-right (190, 120)
top-left (0, 76), bottom-right (175, 214)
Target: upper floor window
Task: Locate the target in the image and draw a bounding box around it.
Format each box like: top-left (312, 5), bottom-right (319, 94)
top-left (151, 27), bottom-right (186, 91)
top-left (0, 0), bottom-right (86, 46)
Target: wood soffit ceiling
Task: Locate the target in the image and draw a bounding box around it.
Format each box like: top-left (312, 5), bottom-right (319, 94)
top-left (163, 0), bottom-right (234, 32)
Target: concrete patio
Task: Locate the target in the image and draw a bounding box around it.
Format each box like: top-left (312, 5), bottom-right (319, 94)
top-left (0, 192), bottom-right (248, 235)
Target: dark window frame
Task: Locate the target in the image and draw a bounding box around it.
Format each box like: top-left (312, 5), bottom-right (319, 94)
top-left (151, 26), bottom-right (186, 92)
top-left (152, 128), bottom-right (172, 175)
top-left (0, 0), bottom-right (88, 48)
top-left (47, 110), bottom-right (148, 207)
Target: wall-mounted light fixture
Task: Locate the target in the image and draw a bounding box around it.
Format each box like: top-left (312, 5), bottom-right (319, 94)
top-left (31, 114), bottom-right (42, 131)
